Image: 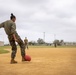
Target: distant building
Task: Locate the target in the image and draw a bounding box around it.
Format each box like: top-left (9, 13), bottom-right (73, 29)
top-left (0, 41), bottom-right (4, 46)
top-left (64, 42), bottom-right (76, 46)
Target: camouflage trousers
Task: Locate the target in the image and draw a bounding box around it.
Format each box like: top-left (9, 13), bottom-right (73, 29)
top-left (8, 33), bottom-right (25, 59)
top-left (25, 43), bottom-right (28, 49)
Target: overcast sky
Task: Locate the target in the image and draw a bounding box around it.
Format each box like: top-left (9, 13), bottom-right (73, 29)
top-left (0, 0), bottom-right (76, 44)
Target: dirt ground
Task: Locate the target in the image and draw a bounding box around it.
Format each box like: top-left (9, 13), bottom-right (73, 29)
top-left (0, 47), bottom-right (76, 75)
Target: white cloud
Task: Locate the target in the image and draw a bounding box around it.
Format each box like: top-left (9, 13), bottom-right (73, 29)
top-left (0, 0), bottom-right (76, 44)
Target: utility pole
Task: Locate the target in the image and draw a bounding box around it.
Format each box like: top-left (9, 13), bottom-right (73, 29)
top-left (54, 34), bottom-right (57, 48)
top-left (54, 34), bottom-right (56, 40)
top-left (43, 32), bottom-right (45, 42)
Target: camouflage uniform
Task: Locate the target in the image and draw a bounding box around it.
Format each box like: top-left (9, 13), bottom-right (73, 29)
top-left (0, 20), bottom-right (25, 59)
top-left (24, 37), bottom-right (28, 49)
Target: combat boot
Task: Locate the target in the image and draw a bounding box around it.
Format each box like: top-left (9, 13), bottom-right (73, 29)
top-left (22, 57), bottom-right (26, 61)
top-left (10, 58), bottom-right (17, 64)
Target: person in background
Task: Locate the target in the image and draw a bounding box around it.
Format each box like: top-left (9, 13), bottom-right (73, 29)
top-left (24, 37), bottom-right (29, 50)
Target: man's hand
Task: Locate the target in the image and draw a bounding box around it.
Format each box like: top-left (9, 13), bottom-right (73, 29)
top-left (13, 34), bottom-right (18, 42)
top-left (14, 38), bottom-right (18, 42)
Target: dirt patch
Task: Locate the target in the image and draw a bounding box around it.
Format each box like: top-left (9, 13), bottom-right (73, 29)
top-left (0, 48), bottom-right (76, 75)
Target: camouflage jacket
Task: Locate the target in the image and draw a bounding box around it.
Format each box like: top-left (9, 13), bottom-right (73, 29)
top-left (0, 20), bottom-right (16, 36)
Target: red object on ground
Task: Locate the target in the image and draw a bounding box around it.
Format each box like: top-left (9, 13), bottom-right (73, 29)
top-left (25, 55), bottom-right (31, 61)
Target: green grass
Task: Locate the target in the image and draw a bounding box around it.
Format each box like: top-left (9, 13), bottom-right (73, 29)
top-left (28, 45), bottom-right (76, 48)
top-left (0, 46), bottom-right (9, 54)
top-left (0, 45), bottom-right (76, 54)
top-left (4, 45), bottom-right (76, 48)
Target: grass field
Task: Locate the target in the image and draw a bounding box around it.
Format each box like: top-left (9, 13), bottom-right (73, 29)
top-left (0, 46), bottom-right (76, 75)
top-left (0, 46), bottom-right (9, 54)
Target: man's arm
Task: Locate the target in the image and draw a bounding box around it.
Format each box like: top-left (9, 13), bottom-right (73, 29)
top-left (0, 22), bottom-right (4, 28)
top-left (11, 23), bottom-right (18, 42)
top-left (13, 34), bottom-right (18, 42)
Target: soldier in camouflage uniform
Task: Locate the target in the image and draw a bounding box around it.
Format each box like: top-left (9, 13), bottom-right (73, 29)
top-left (24, 37), bottom-right (29, 49)
top-left (0, 13), bottom-right (26, 64)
